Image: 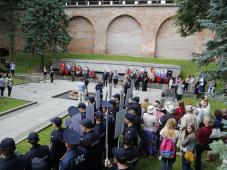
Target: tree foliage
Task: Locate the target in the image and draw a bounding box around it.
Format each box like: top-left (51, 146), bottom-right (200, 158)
top-left (21, 0), bottom-right (70, 69)
top-left (196, 0), bottom-right (227, 82)
top-left (175, 0), bottom-right (227, 83)
top-left (175, 0), bottom-right (210, 37)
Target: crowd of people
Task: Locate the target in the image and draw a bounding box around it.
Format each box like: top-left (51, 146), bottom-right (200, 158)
top-left (0, 61), bottom-right (15, 97)
top-left (1, 81), bottom-right (226, 170)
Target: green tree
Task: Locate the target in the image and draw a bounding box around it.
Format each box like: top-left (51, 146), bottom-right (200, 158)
top-left (175, 0), bottom-right (227, 83)
top-left (21, 0), bottom-right (70, 70)
top-left (0, 0), bottom-right (21, 61)
top-left (197, 0), bottom-right (227, 82)
top-left (175, 0), bottom-right (210, 37)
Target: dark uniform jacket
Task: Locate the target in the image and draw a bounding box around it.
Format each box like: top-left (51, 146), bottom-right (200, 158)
top-left (125, 147), bottom-right (139, 169)
top-left (0, 154), bottom-right (28, 170)
top-left (25, 144), bottom-right (51, 170)
top-left (59, 147), bottom-right (88, 170)
top-left (125, 125), bottom-right (139, 147)
top-left (80, 130), bottom-right (100, 170)
top-left (50, 128), bottom-right (67, 168)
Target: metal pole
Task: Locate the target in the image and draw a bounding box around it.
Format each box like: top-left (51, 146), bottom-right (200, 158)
top-left (105, 108), bottom-right (109, 160)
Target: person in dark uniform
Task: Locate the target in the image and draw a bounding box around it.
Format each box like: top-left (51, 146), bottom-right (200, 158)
top-left (25, 132), bottom-right (51, 170)
top-left (59, 129), bottom-right (88, 170)
top-left (88, 95), bottom-right (96, 112)
top-left (113, 93), bottom-right (120, 109)
top-left (124, 113), bottom-right (139, 147)
top-left (123, 133), bottom-right (139, 170)
top-left (84, 78), bottom-right (89, 97)
top-left (141, 72), bottom-right (148, 91)
top-left (102, 70), bottom-right (109, 87)
top-left (107, 147), bottom-right (130, 170)
top-left (123, 80), bottom-right (130, 100)
top-left (79, 119), bottom-right (100, 170)
top-left (95, 80), bottom-right (104, 100)
top-left (93, 111), bottom-right (106, 169)
top-left (64, 106), bottom-right (78, 129)
top-left (101, 100), bottom-right (118, 159)
top-left (78, 103), bottom-right (86, 120)
top-left (50, 65), bottom-right (54, 83)
top-left (0, 138), bottom-right (28, 170)
top-left (109, 70), bottom-right (113, 84)
top-left (50, 117), bottom-right (66, 170)
top-left (134, 70), bottom-right (140, 91)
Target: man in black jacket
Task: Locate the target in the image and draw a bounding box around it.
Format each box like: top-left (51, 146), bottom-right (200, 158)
top-left (25, 132), bottom-right (51, 170)
top-left (0, 138), bottom-right (28, 170)
top-left (50, 117), bottom-right (66, 170)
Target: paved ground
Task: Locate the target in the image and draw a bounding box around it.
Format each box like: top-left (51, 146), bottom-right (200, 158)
top-left (0, 79), bottom-right (161, 143)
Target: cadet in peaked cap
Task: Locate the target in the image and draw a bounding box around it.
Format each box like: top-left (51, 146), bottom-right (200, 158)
top-left (113, 93), bottom-right (120, 102)
top-left (50, 117), bottom-right (66, 170)
top-left (64, 106), bottom-right (79, 129)
top-left (123, 133), bottom-right (139, 169)
top-left (0, 138), bottom-right (28, 170)
top-left (68, 106), bottom-right (79, 117)
top-left (50, 117), bottom-right (62, 127)
top-left (79, 119), bottom-right (100, 170)
top-left (124, 113), bottom-right (139, 147)
top-left (88, 95), bottom-right (95, 104)
top-left (94, 111), bottom-right (106, 170)
top-left (78, 103), bottom-right (86, 120)
top-left (106, 147), bottom-right (130, 170)
top-left (59, 129), bottom-right (88, 170)
top-left (25, 132), bottom-right (51, 170)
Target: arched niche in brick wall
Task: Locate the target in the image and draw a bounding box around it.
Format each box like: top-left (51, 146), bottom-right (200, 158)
top-left (155, 17), bottom-right (196, 59)
top-left (106, 15), bottom-right (142, 56)
top-left (68, 16), bottom-right (95, 54)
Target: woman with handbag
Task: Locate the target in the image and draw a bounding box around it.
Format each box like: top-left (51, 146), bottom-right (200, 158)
top-left (181, 124), bottom-right (196, 170)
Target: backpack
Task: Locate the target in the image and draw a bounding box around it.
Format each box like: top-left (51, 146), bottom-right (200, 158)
top-left (160, 137), bottom-right (176, 159)
top-left (31, 155), bottom-right (48, 170)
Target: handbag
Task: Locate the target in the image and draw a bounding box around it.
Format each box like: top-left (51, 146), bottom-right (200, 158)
top-left (184, 151), bottom-right (195, 162)
top-left (210, 128), bottom-right (222, 139)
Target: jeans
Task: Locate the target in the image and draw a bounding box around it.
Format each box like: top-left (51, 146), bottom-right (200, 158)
top-left (7, 86), bottom-right (12, 97)
top-left (78, 91), bottom-right (85, 103)
top-left (161, 158), bottom-right (174, 170)
top-left (195, 144), bottom-right (209, 170)
top-left (182, 152), bottom-right (192, 170)
top-left (0, 87), bottom-right (5, 96)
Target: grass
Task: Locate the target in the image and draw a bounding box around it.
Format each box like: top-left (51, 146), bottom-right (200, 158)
top-left (182, 96), bottom-right (226, 114)
top-left (11, 53), bottom-right (214, 79)
top-left (13, 77), bottom-right (29, 85)
top-left (0, 97), bottom-right (29, 112)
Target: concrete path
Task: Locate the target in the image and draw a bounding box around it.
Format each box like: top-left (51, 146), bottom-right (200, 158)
top-left (0, 80), bottom-right (161, 143)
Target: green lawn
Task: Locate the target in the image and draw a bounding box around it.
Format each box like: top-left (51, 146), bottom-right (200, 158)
top-left (183, 96), bottom-right (226, 114)
top-left (13, 77), bottom-right (29, 85)
top-left (11, 53), bottom-right (212, 78)
top-left (0, 97), bottom-right (29, 112)
top-left (11, 52), bottom-right (224, 91)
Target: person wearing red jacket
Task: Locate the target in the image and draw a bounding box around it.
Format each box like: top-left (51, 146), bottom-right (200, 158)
top-left (195, 116), bottom-right (213, 170)
top-left (175, 100), bottom-right (186, 123)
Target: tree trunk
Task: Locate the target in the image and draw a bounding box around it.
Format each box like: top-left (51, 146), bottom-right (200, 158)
top-left (40, 54), bottom-right (45, 71)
